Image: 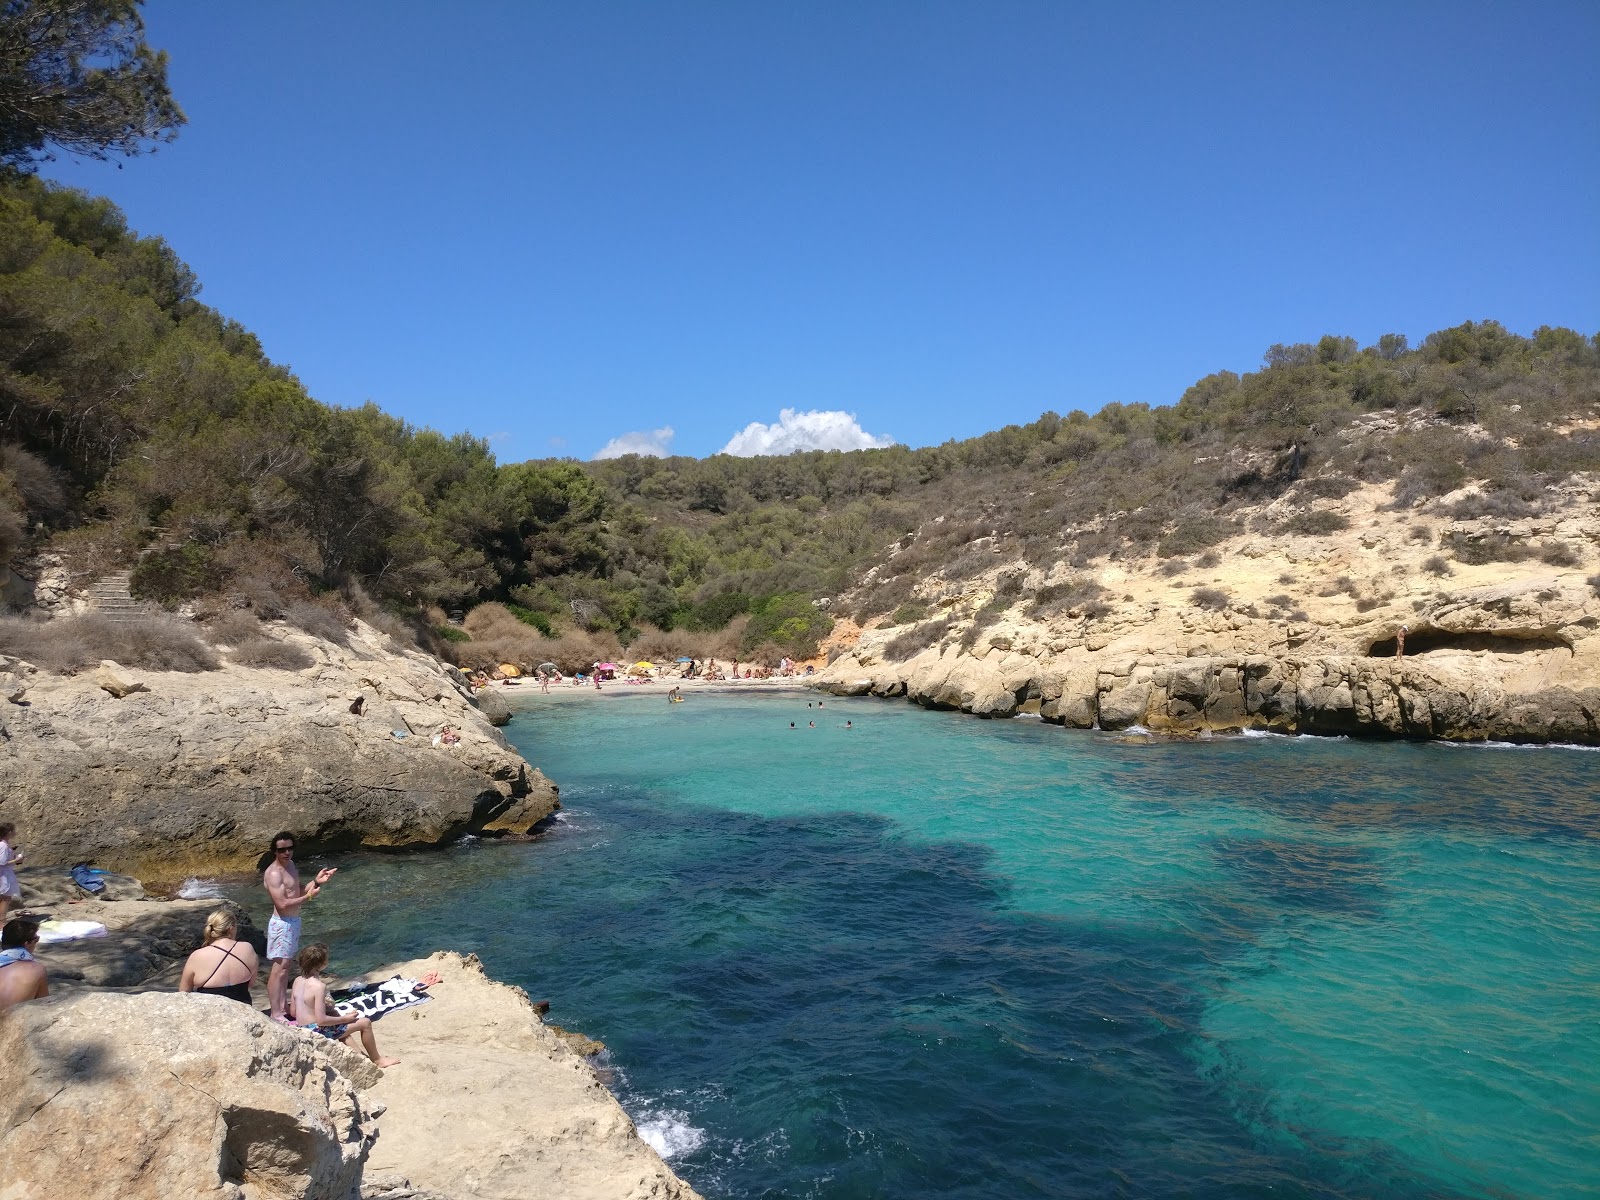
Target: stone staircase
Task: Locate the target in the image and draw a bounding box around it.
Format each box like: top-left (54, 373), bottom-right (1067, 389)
top-left (88, 572), bottom-right (151, 624)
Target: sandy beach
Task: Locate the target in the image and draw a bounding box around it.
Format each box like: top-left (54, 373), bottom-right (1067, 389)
top-left (488, 673), bottom-right (820, 701)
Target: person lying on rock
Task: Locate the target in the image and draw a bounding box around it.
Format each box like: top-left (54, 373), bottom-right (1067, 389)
top-left (178, 909), bottom-right (259, 1005)
top-left (0, 918), bottom-right (48, 1010)
top-left (290, 943), bottom-right (400, 1068)
top-left (263, 830), bottom-right (336, 1023)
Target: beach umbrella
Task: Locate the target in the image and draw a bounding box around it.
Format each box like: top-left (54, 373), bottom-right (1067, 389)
top-left (498, 663), bottom-right (521, 678)
top-left (675, 657), bottom-right (693, 662)
top-left (632, 661), bottom-right (655, 670)
top-left (597, 663), bottom-right (618, 670)
top-left (537, 662), bottom-right (557, 673)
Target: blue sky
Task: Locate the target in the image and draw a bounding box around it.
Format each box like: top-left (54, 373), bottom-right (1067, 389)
top-left (43, 1), bottom-right (1600, 463)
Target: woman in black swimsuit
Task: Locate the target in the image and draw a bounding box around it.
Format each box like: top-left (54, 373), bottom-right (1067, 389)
top-left (179, 909), bottom-right (259, 1004)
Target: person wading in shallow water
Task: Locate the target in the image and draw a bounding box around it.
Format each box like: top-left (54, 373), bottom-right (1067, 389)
top-left (263, 831), bottom-right (336, 1023)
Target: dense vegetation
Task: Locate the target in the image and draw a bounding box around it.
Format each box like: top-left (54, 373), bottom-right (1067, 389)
top-left (1, 171), bottom-right (1596, 669)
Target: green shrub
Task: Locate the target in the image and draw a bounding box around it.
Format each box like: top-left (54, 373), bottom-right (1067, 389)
top-left (505, 604), bottom-right (554, 636)
top-left (680, 591), bottom-right (751, 631)
top-left (1450, 533), bottom-right (1534, 565)
top-left (230, 638), bottom-right (316, 670)
top-left (285, 600), bottom-right (351, 647)
top-left (130, 543), bottom-right (228, 606)
top-left (1284, 510), bottom-right (1350, 535)
top-left (1539, 541), bottom-right (1580, 568)
top-left (883, 616), bottom-right (953, 660)
top-left (0, 613), bottom-right (219, 674)
top-left (435, 625), bottom-right (471, 643)
top-left (741, 593), bottom-right (832, 657)
top-left (1157, 516), bottom-right (1234, 559)
top-left (889, 602), bottom-right (928, 625)
top-left (1190, 586), bottom-right (1230, 611)
top-left (1028, 577), bottom-right (1108, 619)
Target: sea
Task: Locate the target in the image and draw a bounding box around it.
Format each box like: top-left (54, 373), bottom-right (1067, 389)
top-left (243, 693), bottom-right (1600, 1200)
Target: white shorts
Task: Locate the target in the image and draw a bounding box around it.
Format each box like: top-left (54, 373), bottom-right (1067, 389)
top-left (266, 914), bottom-right (301, 960)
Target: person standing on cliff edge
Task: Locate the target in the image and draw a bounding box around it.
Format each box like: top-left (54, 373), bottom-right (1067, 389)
top-left (263, 831), bottom-right (335, 1022)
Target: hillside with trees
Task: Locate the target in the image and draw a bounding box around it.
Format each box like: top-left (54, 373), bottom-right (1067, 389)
top-left (1, 173), bottom-right (1597, 674)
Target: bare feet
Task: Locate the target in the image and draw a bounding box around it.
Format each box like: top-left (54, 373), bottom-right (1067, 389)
top-left (418, 970), bottom-right (443, 987)
top-left (375, 1056), bottom-right (401, 1068)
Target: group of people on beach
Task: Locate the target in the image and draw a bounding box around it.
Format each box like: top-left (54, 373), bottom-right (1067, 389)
top-left (0, 823), bottom-right (401, 1068)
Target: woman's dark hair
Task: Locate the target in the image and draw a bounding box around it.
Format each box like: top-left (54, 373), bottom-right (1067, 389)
top-left (269, 830), bottom-right (296, 852)
top-left (296, 942), bottom-right (329, 975)
top-left (2, 918), bottom-right (40, 949)
top-left (0, 822), bottom-right (14, 840)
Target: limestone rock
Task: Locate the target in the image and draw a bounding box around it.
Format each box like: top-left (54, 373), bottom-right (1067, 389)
top-left (814, 497), bottom-right (1600, 745)
top-left (475, 687), bottom-right (512, 727)
top-left (0, 620), bottom-right (559, 881)
top-left (360, 952), bottom-right (703, 1200)
top-left (0, 991), bottom-right (379, 1200)
top-left (94, 659), bottom-right (148, 698)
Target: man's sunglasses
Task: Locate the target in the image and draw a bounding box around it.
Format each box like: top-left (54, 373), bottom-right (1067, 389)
top-left (274, 845), bottom-right (295, 853)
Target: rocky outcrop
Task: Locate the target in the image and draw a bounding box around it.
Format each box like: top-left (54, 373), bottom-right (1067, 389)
top-left (0, 621), bottom-right (559, 881)
top-left (821, 571), bottom-right (1600, 744)
top-left (360, 952), bottom-right (704, 1200)
top-left (0, 990), bottom-right (382, 1200)
top-left (0, 950), bottom-right (704, 1200)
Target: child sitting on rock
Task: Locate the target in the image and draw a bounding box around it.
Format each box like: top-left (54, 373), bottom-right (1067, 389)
top-left (290, 942), bottom-right (400, 1068)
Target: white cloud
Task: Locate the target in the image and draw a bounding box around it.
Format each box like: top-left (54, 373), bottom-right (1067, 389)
top-left (593, 425), bottom-right (675, 460)
top-left (719, 409), bottom-right (894, 457)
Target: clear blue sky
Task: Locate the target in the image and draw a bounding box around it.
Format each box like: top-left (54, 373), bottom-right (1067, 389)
top-left (43, 1), bottom-right (1600, 463)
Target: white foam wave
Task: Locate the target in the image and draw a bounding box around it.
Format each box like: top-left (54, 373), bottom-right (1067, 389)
top-left (634, 1110), bottom-right (706, 1159)
top-left (1435, 739), bottom-right (1599, 752)
top-left (177, 878), bottom-right (224, 900)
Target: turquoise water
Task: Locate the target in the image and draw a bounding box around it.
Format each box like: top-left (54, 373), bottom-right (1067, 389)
top-left (272, 695), bottom-right (1600, 1199)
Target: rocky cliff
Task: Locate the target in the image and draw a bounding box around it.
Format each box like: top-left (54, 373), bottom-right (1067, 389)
top-left (0, 953), bottom-right (702, 1200)
top-left (1, 990), bottom-right (382, 1200)
top-left (0, 620), bottom-right (559, 880)
top-left (818, 479), bottom-right (1600, 743)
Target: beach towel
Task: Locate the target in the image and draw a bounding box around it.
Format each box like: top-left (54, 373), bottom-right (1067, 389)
top-left (0, 947), bottom-right (35, 967)
top-left (330, 975), bottom-right (432, 1021)
top-left (70, 864), bottom-right (106, 895)
top-left (36, 919), bottom-right (108, 944)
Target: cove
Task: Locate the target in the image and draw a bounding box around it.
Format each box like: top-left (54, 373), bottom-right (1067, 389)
top-left (276, 694), bottom-right (1600, 1200)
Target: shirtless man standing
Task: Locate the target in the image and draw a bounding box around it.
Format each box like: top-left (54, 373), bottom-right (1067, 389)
top-left (263, 831), bottom-right (336, 1022)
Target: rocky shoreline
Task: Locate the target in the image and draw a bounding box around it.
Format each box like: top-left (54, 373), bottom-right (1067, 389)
top-left (1, 870), bottom-right (701, 1199)
top-left (0, 620), bottom-right (560, 882)
top-left (818, 575), bottom-right (1600, 746)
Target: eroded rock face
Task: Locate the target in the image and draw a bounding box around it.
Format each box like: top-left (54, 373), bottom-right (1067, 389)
top-left (820, 576), bottom-right (1600, 744)
top-left (0, 621), bottom-right (559, 879)
top-left (0, 991), bottom-right (380, 1200)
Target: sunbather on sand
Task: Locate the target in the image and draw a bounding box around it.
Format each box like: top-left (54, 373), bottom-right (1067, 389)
top-left (291, 942), bottom-right (400, 1068)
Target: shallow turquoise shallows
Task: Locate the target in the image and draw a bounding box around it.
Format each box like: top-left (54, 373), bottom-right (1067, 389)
top-left (277, 694), bottom-right (1600, 1200)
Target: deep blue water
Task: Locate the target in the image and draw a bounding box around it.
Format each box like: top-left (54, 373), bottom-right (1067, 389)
top-left (259, 694), bottom-right (1600, 1200)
